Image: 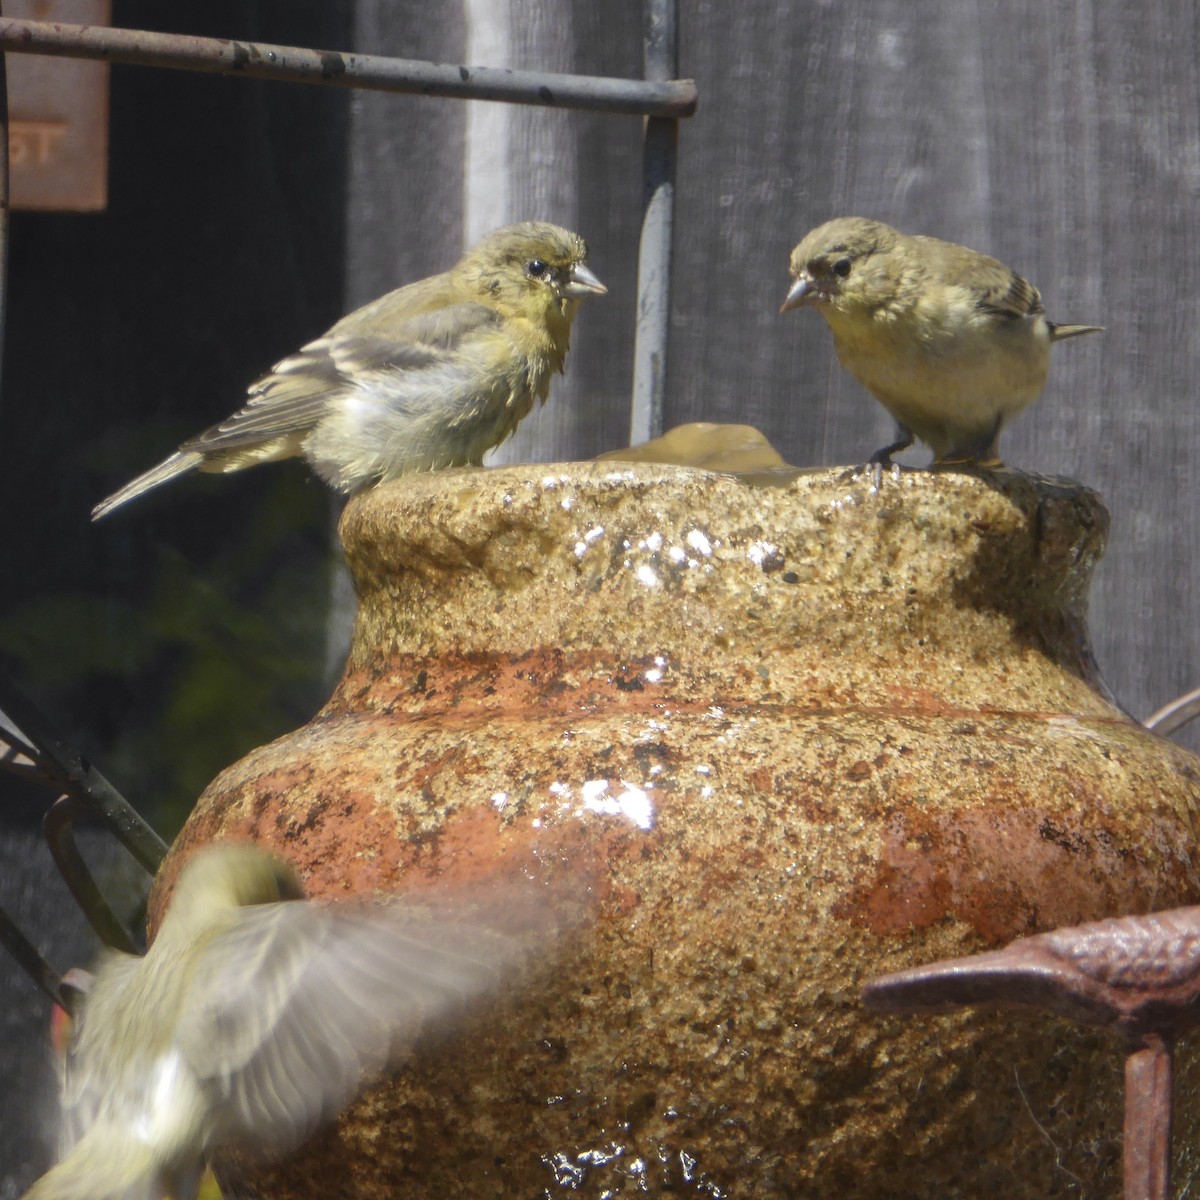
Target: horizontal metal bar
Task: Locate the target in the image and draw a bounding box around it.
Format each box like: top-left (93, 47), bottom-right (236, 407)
top-left (0, 19), bottom-right (699, 118)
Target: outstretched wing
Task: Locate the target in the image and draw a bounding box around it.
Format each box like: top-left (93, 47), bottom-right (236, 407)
top-left (175, 899), bottom-right (528, 1155)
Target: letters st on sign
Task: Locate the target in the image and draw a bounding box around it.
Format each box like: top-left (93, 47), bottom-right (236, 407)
top-left (9, 1), bottom-right (110, 212)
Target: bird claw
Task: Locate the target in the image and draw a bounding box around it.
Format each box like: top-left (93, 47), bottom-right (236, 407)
top-left (836, 458), bottom-right (901, 491)
top-left (866, 457), bottom-right (902, 492)
top-left (857, 427), bottom-right (915, 491)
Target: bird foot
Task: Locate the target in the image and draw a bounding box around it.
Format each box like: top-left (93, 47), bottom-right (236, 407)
top-left (869, 458), bottom-right (903, 491)
top-left (836, 459), bottom-right (902, 491)
top-left (853, 428), bottom-right (916, 491)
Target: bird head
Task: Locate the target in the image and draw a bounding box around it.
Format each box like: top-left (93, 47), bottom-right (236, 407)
top-left (460, 221), bottom-right (607, 322)
top-left (781, 217), bottom-right (901, 316)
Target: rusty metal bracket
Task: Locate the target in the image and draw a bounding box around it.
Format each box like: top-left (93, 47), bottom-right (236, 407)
top-left (43, 794), bottom-right (141, 954)
top-left (863, 905), bottom-right (1200, 1200)
top-left (0, 670), bottom-right (167, 875)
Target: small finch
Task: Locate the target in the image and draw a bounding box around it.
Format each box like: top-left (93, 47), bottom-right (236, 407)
top-left (781, 217), bottom-right (1101, 471)
top-left (24, 844), bottom-right (546, 1200)
top-left (92, 221), bottom-right (606, 520)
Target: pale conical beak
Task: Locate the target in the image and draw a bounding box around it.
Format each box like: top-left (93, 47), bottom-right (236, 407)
top-left (563, 262), bottom-right (608, 299)
top-left (780, 273), bottom-right (818, 313)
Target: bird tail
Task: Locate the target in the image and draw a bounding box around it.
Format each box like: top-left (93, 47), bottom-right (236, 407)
top-left (91, 450), bottom-right (205, 521)
top-left (1048, 322), bottom-right (1104, 342)
top-left (21, 1125), bottom-right (158, 1200)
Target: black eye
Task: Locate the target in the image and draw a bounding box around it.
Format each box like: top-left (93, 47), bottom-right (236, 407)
top-left (527, 259), bottom-right (549, 278)
top-left (832, 257), bottom-right (852, 278)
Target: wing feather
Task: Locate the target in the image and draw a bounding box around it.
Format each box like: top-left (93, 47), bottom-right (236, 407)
top-left (914, 235), bottom-right (1045, 323)
top-left (973, 270), bottom-right (1044, 322)
top-left (180, 303), bottom-right (505, 455)
top-left (175, 901), bottom-right (524, 1154)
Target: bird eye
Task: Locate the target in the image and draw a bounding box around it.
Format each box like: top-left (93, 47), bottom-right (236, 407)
top-left (832, 257), bottom-right (852, 279)
top-left (527, 259), bottom-right (549, 278)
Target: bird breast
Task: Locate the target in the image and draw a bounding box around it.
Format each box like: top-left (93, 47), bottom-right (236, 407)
top-left (822, 296), bottom-right (1053, 428)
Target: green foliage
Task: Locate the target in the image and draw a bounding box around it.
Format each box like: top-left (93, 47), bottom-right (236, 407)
top-left (0, 471), bottom-right (340, 840)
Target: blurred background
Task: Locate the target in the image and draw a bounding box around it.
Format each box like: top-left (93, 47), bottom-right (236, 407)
top-left (1, 0), bottom-right (1196, 1191)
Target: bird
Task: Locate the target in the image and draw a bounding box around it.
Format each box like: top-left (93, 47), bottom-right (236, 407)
top-left (24, 842), bottom-right (549, 1200)
top-left (91, 222), bottom-right (606, 520)
top-left (780, 217), bottom-right (1101, 473)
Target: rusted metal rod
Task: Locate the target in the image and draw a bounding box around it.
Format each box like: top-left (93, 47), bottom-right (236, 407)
top-left (0, 902), bottom-right (68, 1010)
top-left (1145, 684), bottom-right (1200, 736)
top-left (1125, 1037), bottom-right (1173, 1200)
top-left (863, 904), bottom-right (1200, 1200)
top-left (0, 18), bottom-right (699, 118)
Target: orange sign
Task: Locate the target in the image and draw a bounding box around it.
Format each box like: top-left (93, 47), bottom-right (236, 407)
top-left (8, 0), bottom-right (110, 211)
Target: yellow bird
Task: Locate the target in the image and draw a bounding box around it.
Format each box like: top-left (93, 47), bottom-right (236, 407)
top-left (24, 844), bottom-right (543, 1200)
top-left (92, 222), bottom-right (606, 519)
top-left (781, 217), bottom-right (1100, 471)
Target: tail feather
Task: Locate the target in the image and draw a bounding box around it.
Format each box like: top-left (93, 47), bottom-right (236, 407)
top-left (22, 1125), bottom-right (159, 1200)
top-left (91, 451), bottom-right (205, 522)
top-left (1048, 322), bottom-right (1104, 342)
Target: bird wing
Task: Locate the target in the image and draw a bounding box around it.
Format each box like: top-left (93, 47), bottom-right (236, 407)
top-left (915, 236), bottom-right (1045, 323)
top-left (972, 269), bottom-right (1045, 322)
top-left (174, 899), bottom-right (524, 1155)
top-left (29, 955), bottom-right (169, 1200)
top-left (180, 302), bottom-right (506, 454)
top-left (57, 951), bottom-right (144, 1154)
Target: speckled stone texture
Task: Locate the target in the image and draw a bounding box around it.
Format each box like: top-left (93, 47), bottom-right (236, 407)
top-left (155, 463), bottom-right (1200, 1199)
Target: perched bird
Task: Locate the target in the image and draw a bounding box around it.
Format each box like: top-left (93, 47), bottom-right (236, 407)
top-left (780, 217), bottom-right (1101, 471)
top-left (24, 843), bottom-right (546, 1200)
top-left (92, 222), bottom-right (606, 520)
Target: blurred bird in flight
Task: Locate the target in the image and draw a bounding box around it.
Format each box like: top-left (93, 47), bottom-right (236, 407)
top-left (24, 843), bottom-right (549, 1200)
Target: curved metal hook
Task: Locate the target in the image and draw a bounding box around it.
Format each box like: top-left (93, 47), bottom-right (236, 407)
top-left (1144, 685), bottom-right (1200, 737)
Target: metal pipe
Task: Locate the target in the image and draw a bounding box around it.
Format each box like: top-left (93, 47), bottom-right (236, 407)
top-left (629, 0), bottom-right (680, 445)
top-left (0, 702), bottom-right (41, 776)
top-left (0, 18), bottom-right (698, 118)
top-left (0, 902), bottom-right (70, 1011)
top-left (1124, 1037), bottom-right (1173, 1200)
top-left (1144, 684), bottom-right (1200, 736)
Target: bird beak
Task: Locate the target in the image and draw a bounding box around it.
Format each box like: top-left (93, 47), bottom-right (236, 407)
top-left (780, 273), bottom-right (820, 313)
top-left (563, 263), bottom-right (608, 299)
